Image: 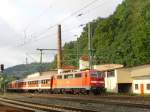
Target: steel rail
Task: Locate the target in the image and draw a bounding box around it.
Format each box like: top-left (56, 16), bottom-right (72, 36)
top-left (0, 97), bottom-right (96, 112)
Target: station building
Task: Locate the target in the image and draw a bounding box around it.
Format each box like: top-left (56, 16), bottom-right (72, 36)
top-left (94, 64), bottom-right (132, 93)
top-left (94, 64), bottom-right (150, 94)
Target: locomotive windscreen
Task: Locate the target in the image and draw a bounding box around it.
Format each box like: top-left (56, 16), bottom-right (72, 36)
top-left (91, 71), bottom-right (105, 78)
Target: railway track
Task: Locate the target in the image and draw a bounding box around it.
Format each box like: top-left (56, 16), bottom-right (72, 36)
top-left (20, 94), bottom-right (150, 109)
top-left (1, 94), bottom-right (150, 112)
top-left (39, 96), bottom-right (150, 109)
top-left (0, 97), bottom-right (97, 112)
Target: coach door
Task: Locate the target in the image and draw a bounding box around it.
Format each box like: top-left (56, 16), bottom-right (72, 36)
top-left (140, 84), bottom-right (144, 95)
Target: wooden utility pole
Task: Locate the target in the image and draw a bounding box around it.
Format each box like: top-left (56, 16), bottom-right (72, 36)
top-left (57, 24), bottom-right (62, 69)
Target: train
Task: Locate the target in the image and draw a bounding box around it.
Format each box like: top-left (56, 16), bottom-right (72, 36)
top-left (7, 69), bottom-right (105, 94)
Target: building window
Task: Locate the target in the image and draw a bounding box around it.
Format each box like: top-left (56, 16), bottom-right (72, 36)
top-left (107, 70), bottom-right (115, 77)
top-left (135, 84), bottom-right (138, 90)
top-left (147, 84), bottom-right (150, 90)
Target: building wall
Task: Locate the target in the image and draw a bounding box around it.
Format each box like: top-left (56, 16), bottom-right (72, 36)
top-left (116, 69), bottom-right (132, 83)
top-left (105, 70), bottom-right (118, 93)
top-left (27, 72), bottom-right (40, 78)
top-left (133, 79), bottom-right (150, 94)
top-left (79, 60), bottom-right (89, 70)
top-left (131, 65), bottom-right (150, 77)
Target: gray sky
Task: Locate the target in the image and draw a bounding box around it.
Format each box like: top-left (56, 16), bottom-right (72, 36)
top-left (0, 0), bottom-right (123, 68)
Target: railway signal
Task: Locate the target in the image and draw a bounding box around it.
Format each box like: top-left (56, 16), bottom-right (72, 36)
top-left (1, 64), bottom-right (4, 72)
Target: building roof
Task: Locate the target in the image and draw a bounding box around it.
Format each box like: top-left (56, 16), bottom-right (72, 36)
top-left (40, 71), bottom-right (57, 76)
top-left (116, 64), bottom-right (150, 78)
top-left (130, 65), bottom-right (150, 78)
top-left (80, 55), bottom-right (89, 61)
top-left (62, 65), bottom-right (78, 70)
top-left (94, 64), bottom-right (124, 71)
top-left (21, 74), bottom-right (52, 82)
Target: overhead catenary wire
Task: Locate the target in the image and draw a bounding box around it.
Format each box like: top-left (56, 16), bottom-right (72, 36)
top-left (34, 0), bottom-right (99, 35)
top-left (24, 3), bottom-right (53, 32)
top-left (30, 0), bottom-right (108, 39)
top-left (17, 0), bottom-right (100, 47)
top-left (17, 24), bottom-right (83, 47)
top-left (26, 53), bottom-right (39, 63)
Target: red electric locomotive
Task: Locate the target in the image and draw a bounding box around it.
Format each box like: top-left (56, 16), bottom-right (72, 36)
top-left (53, 69), bottom-right (105, 94)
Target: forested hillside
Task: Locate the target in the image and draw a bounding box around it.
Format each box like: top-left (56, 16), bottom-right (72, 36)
top-left (62, 0), bottom-right (150, 67)
top-left (4, 63), bottom-right (51, 79)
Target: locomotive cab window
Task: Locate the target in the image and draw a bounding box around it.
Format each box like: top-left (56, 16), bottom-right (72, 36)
top-left (91, 71), bottom-right (105, 78)
top-left (91, 71), bottom-right (98, 77)
top-left (97, 71), bottom-right (105, 77)
top-left (91, 73), bottom-right (97, 77)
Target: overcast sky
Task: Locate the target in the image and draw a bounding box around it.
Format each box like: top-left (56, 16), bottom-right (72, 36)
top-left (0, 0), bottom-right (123, 68)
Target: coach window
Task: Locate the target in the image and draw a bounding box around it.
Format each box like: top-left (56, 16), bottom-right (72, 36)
top-left (135, 84), bottom-right (138, 90)
top-left (147, 84), bottom-right (150, 90)
top-left (64, 74), bottom-right (73, 79)
top-left (47, 80), bottom-right (50, 84)
top-left (75, 73), bottom-right (81, 78)
top-left (57, 75), bottom-right (62, 79)
top-left (68, 74), bottom-right (73, 78)
top-left (64, 75), bottom-right (67, 79)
